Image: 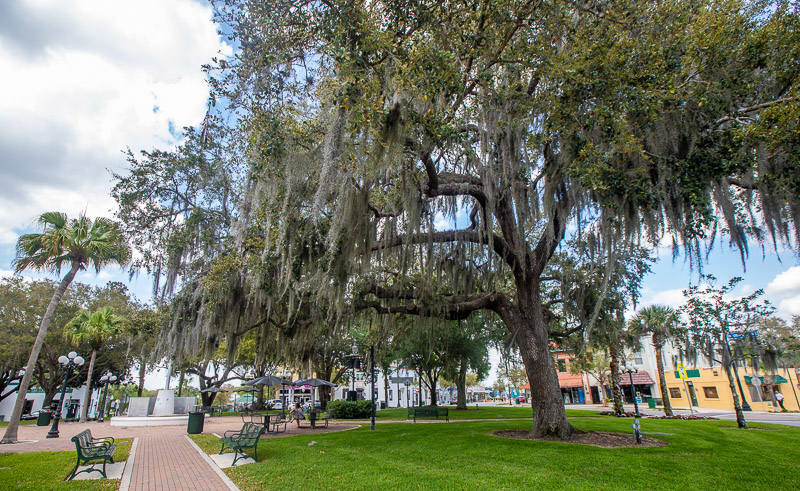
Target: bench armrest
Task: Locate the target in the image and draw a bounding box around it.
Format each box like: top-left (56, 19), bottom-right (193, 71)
top-left (223, 430), bottom-right (243, 438)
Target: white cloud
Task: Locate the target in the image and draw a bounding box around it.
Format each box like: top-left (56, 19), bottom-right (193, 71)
top-left (0, 0), bottom-right (231, 245)
top-left (766, 266), bottom-right (800, 296)
top-left (766, 266), bottom-right (800, 318)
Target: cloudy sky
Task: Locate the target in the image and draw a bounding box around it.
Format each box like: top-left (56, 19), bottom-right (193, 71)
top-left (0, 0), bottom-right (230, 297)
top-left (0, 1), bottom-right (797, 389)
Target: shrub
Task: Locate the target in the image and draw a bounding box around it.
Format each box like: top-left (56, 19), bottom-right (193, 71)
top-left (327, 400), bottom-right (375, 419)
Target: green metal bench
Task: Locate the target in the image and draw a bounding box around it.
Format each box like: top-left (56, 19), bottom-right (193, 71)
top-left (407, 406), bottom-right (449, 422)
top-left (69, 429), bottom-right (117, 480)
top-left (219, 422), bottom-right (265, 466)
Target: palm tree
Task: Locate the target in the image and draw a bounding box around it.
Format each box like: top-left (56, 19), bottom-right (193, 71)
top-left (67, 307), bottom-right (124, 422)
top-left (1, 212), bottom-right (129, 444)
top-left (629, 305), bottom-right (680, 416)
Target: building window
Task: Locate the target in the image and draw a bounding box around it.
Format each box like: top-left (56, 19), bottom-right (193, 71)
top-left (703, 386), bottom-right (719, 399)
top-left (389, 389), bottom-right (393, 401)
top-left (557, 359), bottom-right (567, 372)
top-left (669, 388), bottom-right (682, 398)
top-left (634, 356), bottom-right (643, 365)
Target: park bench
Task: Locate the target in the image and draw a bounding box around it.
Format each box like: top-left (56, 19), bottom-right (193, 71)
top-left (219, 422), bottom-right (266, 466)
top-left (407, 406), bottom-right (449, 423)
top-left (68, 429), bottom-right (117, 480)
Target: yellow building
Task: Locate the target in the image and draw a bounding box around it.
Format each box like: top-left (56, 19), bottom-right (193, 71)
top-left (664, 366), bottom-right (800, 412)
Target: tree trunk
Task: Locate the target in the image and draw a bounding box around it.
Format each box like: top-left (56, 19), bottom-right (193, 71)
top-left (137, 355), bottom-right (146, 397)
top-left (654, 344), bottom-right (673, 416)
top-left (177, 371), bottom-right (185, 397)
top-left (79, 349), bottom-right (98, 422)
top-left (723, 361), bottom-right (748, 428)
top-left (2, 262), bottom-right (79, 444)
top-left (383, 371), bottom-right (389, 409)
top-left (455, 359), bottom-right (468, 410)
top-left (42, 385), bottom-right (60, 409)
top-left (510, 298), bottom-right (575, 438)
top-left (609, 350), bottom-right (625, 416)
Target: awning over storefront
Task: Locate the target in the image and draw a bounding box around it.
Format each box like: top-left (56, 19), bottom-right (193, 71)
top-left (745, 375), bottom-right (788, 385)
top-left (617, 371), bottom-right (655, 386)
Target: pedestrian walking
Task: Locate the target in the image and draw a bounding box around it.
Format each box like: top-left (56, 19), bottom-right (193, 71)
top-left (775, 391), bottom-right (786, 411)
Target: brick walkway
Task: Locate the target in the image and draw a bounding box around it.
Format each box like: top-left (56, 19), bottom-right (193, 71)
top-left (127, 434), bottom-right (232, 491)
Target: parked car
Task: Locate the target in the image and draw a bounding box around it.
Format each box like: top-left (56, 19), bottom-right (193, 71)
top-left (21, 411), bottom-right (40, 421)
top-left (518, 396), bottom-right (527, 403)
top-left (302, 401), bottom-right (322, 411)
top-left (266, 399), bottom-right (283, 410)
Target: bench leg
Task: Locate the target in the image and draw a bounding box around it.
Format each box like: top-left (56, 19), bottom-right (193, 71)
top-left (68, 462), bottom-right (80, 481)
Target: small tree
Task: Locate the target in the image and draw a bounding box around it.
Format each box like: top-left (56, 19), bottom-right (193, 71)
top-left (629, 305), bottom-right (681, 416)
top-left (681, 276), bottom-right (773, 429)
top-left (66, 307), bottom-right (124, 422)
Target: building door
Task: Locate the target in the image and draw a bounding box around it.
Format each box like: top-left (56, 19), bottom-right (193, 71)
top-left (577, 388), bottom-right (585, 404)
top-left (686, 381), bottom-right (699, 406)
top-left (590, 387), bottom-right (600, 404)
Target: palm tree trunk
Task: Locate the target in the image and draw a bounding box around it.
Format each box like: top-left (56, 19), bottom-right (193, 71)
top-left (79, 349), bottom-right (98, 423)
top-left (654, 345), bottom-right (673, 416)
top-left (2, 262), bottom-right (79, 444)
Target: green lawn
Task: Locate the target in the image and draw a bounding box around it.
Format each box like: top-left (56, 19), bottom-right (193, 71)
top-left (0, 438), bottom-right (131, 490)
top-left (0, 420), bottom-right (37, 427)
top-left (354, 405), bottom-right (601, 420)
top-left (191, 419), bottom-right (799, 490)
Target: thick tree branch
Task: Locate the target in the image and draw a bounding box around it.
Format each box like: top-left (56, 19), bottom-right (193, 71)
top-left (372, 229), bottom-right (514, 267)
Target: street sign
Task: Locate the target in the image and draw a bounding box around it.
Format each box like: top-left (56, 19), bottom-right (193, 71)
top-left (677, 363), bottom-right (688, 380)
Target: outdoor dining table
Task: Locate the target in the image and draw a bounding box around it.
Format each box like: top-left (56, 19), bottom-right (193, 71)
top-left (250, 412), bottom-right (281, 432)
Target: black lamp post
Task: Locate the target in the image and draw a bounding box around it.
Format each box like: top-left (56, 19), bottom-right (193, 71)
top-left (47, 351), bottom-right (85, 439)
top-left (97, 373), bottom-right (118, 423)
top-left (347, 343), bottom-right (376, 430)
top-left (623, 361), bottom-right (642, 445)
top-left (404, 380), bottom-right (410, 409)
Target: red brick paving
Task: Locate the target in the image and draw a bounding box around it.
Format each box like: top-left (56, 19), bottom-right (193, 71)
top-left (129, 434), bottom-right (230, 491)
top-left (0, 416), bottom-right (358, 490)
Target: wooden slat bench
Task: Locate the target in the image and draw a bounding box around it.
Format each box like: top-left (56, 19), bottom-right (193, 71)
top-left (219, 422), bottom-right (265, 466)
top-left (407, 406), bottom-right (449, 423)
top-left (69, 429), bottom-right (117, 480)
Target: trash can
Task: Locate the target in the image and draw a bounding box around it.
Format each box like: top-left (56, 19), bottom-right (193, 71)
top-left (36, 410), bottom-right (52, 426)
top-left (187, 411), bottom-right (205, 434)
top-left (647, 397), bottom-right (656, 409)
top-left (380, 402), bottom-right (386, 410)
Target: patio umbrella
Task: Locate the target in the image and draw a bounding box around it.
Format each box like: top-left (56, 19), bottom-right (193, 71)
top-left (244, 376), bottom-right (293, 413)
top-left (244, 375), bottom-right (292, 386)
top-left (294, 378), bottom-right (337, 409)
top-left (200, 387), bottom-right (228, 393)
top-left (234, 386), bottom-right (258, 392)
top-left (294, 378), bottom-right (337, 388)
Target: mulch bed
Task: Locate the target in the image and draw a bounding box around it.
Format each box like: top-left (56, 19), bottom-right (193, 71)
top-left (492, 429), bottom-right (668, 448)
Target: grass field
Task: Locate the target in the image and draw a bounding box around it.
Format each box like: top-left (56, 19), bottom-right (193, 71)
top-left (367, 405), bottom-right (601, 420)
top-left (0, 438), bottom-right (131, 490)
top-left (191, 418), bottom-right (799, 490)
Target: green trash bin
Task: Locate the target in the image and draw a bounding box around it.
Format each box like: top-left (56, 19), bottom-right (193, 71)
top-left (647, 397), bottom-right (656, 409)
top-left (380, 402), bottom-right (386, 410)
top-left (36, 410), bottom-right (52, 426)
top-left (187, 411), bottom-right (205, 434)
